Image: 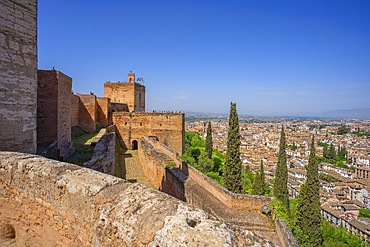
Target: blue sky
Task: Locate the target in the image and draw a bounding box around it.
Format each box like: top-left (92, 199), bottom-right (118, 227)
top-left (38, 0), bottom-right (370, 116)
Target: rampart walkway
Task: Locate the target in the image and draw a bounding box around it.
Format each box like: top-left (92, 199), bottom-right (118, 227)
top-left (116, 149), bottom-right (154, 188)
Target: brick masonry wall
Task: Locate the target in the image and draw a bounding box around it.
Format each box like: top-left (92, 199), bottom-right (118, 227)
top-left (37, 70), bottom-right (58, 145)
top-left (113, 112), bottom-right (184, 154)
top-left (37, 70), bottom-right (72, 159)
top-left (138, 138), bottom-right (172, 189)
top-left (70, 94), bottom-right (79, 127)
top-left (134, 83), bottom-right (145, 112)
top-left (182, 161), bottom-right (272, 210)
top-left (77, 94), bottom-right (96, 132)
top-left (0, 0), bottom-right (37, 153)
top-left (104, 82), bottom-right (134, 107)
top-left (56, 71), bottom-right (72, 159)
top-left (104, 82), bottom-right (145, 112)
top-left (96, 97), bottom-right (110, 127)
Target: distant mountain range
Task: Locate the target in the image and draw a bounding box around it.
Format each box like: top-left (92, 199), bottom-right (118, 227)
top-left (316, 108), bottom-right (370, 119)
top-left (183, 108), bottom-right (370, 120)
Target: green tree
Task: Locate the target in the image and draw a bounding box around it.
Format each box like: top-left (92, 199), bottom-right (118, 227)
top-left (223, 102), bottom-right (243, 193)
top-left (359, 208), bottom-right (370, 218)
top-left (292, 141), bottom-right (297, 150)
top-left (260, 160), bottom-right (266, 195)
top-left (323, 144), bottom-right (328, 159)
top-left (205, 121), bottom-right (213, 159)
top-left (337, 125), bottom-right (350, 135)
top-left (252, 171), bottom-right (261, 195)
top-left (337, 145), bottom-right (342, 158)
top-left (191, 134), bottom-right (205, 148)
top-left (190, 148), bottom-right (201, 161)
top-left (198, 152), bottom-right (214, 172)
top-left (329, 143), bottom-right (336, 160)
top-left (296, 135), bottom-right (322, 246)
top-left (252, 160), bottom-right (266, 195)
top-left (273, 126), bottom-right (289, 211)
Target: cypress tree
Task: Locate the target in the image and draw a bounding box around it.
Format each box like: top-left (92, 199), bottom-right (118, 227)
top-left (260, 160), bottom-right (265, 195)
top-left (253, 160), bottom-right (266, 195)
top-left (337, 145), bottom-right (342, 158)
top-left (252, 171), bottom-right (261, 195)
top-left (323, 144), bottom-right (328, 159)
top-left (343, 146), bottom-right (347, 159)
top-left (273, 126), bottom-right (289, 211)
top-left (223, 102), bottom-right (243, 193)
top-left (205, 121), bottom-right (213, 159)
top-left (329, 143), bottom-right (336, 159)
top-left (296, 135), bottom-right (322, 246)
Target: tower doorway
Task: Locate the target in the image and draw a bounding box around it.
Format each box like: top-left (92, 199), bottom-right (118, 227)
top-left (132, 140), bottom-right (138, 150)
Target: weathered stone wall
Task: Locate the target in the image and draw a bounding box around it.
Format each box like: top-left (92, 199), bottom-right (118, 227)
top-left (70, 94), bottom-right (79, 126)
top-left (0, 0), bottom-right (37, 154)
top-left (57, 71), bottom-right (72, 159)
top-left (106, 124), bottom-right (116, 134)
top-left (96, 97), bottom-right (110, 127)
top-left (134, 83), bottom-right (145, 112)
top-left (113, 112), bottom-right (184, 154)
top-left (138, 138), bottom-right (173, 189)
top-left (0, 152), bottom-right (275, 246)
top-left (275, 218), bottom-right (299, 247)
top-left (137, 137), bottom-right (279, 241)
top-left (77, 94), bottom-right (96, 132)
top-left (84, 132), bottom-right (115, 176)
top-left (37, 70), bottom-right (72, 159)
top-left (183, 161), bottom-right (272, 210)
top-left (138, 137), bottom-right (272, 211)
top-left (104, 81), bottom-right (145, 112)
top-left (111, 102), bottom-right (129, 113)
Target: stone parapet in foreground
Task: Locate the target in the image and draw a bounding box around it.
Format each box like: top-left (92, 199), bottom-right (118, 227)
top-left (0, 152), bottom-right (276, 246)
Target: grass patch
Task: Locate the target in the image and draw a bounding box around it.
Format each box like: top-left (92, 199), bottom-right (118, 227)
top-left (166, 160), bottom-right (177, 169)
top-left (66, 126), bottom-right (101, 166)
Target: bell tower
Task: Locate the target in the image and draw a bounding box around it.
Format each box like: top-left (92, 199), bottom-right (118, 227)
top-left (128, 72), bottom-right (135, 83)
top-left (104, 72), bottom-right (145, 112)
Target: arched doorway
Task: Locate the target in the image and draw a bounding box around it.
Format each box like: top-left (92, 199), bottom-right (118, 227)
top-left (132, 140), bottom-right (138, 150)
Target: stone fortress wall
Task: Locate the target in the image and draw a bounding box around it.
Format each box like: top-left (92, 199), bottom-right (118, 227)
top-left (138, 136), bottom-right (298, 246)
top-left (104, 73), bottom-right (145, 112)
top-left (0, 152), bottom-right (275, 246)
top-left (138, 136), bottom-right (272, 211)
top-left (84, 128), bottom-right (116, 176)
top-left (113, 112), bottom-right (184, 154)
top-left (37, 70), bottom-right (72, 160)
top-left (70, 94), bottom-right (80, 127)
top-left (0, 0), bottom-right (38, 154)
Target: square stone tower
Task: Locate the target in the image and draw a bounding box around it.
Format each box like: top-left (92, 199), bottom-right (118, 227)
top-left (104, 73), bottom-right (145, 112)
top-left (0, 0), bottom-right (38, 154)
top-left (37, 69), bottom-right (72, 159)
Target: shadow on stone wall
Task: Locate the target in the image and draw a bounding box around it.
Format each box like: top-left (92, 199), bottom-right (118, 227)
top-left (0, 151), bottom-right (277, 246)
